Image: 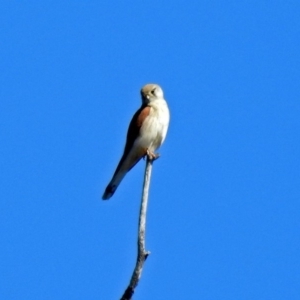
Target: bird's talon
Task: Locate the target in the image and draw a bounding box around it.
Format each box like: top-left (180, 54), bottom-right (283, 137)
top-left (146, 149), bottom-right (160, 161)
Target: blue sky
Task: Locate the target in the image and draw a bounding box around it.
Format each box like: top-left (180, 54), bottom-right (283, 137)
top-left (1, 1), bottom-right (299, 299)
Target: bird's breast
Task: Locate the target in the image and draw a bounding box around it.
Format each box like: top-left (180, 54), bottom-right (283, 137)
top-left (137, 99), bottom-right (170, 151)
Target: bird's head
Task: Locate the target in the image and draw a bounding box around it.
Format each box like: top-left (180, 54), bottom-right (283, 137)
top-left (140, 84), bottom-right (164, 104)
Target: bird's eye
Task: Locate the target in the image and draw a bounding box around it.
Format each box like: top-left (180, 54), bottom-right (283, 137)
top-left (151, 89), bottom-right (156, 95)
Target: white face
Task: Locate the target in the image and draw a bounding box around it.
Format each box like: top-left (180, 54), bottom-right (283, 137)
top-left (152, 85), bottom-right (164, 99)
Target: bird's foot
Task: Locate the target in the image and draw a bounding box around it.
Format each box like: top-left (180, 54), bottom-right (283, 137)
top-left (146, 149), bottom-right (160, 161)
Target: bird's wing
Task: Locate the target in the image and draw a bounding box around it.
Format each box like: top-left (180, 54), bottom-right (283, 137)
top-left (102, 105), bottom-right (151, 200)
top-left (111, 105), bottom-right (151, 175)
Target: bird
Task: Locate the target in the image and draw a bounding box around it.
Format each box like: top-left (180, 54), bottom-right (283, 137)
top-left (102, 83), bottom-right (170, 200)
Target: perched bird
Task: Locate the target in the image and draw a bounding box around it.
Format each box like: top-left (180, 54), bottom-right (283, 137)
top-left (102, 83), bottom-right (170, 200)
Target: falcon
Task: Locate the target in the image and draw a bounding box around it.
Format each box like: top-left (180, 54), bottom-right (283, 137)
top-left (102, 83), bottom-right (170, 200)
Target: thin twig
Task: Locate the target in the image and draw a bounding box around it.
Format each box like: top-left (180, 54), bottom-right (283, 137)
top-left (120, 156), bottom-right (153, 300)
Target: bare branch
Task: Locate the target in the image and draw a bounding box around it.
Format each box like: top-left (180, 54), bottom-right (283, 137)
top-left (120, 156), bottom-right (154, 300)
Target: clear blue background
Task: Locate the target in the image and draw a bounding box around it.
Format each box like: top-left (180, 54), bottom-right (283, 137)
top-left (1, 1), bottom-right (299, 299)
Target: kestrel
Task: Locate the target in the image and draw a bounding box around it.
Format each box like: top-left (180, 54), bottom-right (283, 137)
top-left (102, 83), bottom-right (170, 200)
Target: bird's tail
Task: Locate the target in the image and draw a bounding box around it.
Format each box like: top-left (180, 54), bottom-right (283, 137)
top-left (102, 150), bottom-right (144, 200)
top-left (102, 170), bottom-right (127, 200)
